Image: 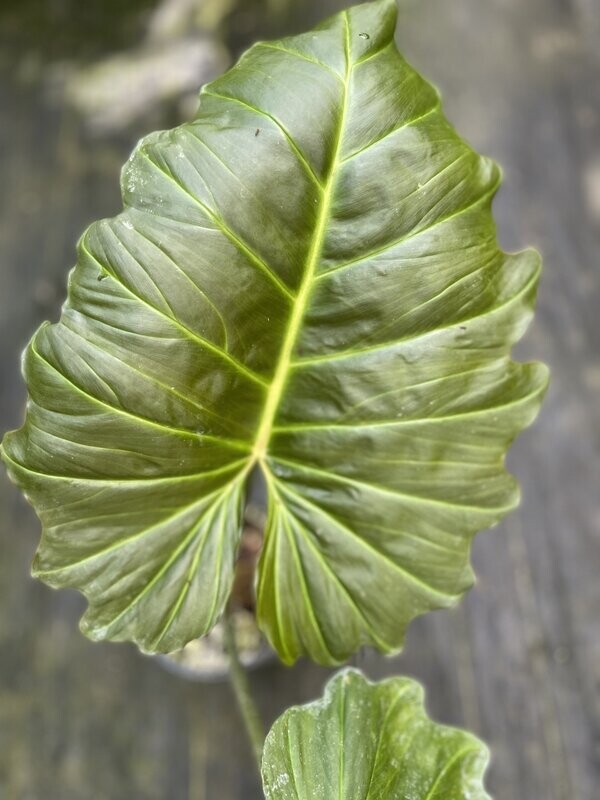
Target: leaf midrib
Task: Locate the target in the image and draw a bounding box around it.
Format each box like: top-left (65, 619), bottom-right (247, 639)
top-left (251, 12), bottom-right (352, 465)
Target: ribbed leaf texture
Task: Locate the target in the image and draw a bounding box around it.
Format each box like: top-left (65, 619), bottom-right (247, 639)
top-left (1, 0), bottom-right (548, 663)
top-left (262, 669), bottom-right (492, 799)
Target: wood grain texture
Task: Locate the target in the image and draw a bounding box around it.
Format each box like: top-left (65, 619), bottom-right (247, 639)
top-left (0, 0), bottom-right (598, 798)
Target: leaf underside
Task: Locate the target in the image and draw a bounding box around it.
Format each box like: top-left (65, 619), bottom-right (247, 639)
top-left (261, 668), bottom-right (492, 800)
top-left (1, 0), bottom-right (548, 663)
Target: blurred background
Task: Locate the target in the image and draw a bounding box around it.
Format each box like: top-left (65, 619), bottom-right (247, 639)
top-left (0, 0), bottom-right (598, 798)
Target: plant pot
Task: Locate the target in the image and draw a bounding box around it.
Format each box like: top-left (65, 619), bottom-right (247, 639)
top-left (155, 606), bottom-right (275, 682)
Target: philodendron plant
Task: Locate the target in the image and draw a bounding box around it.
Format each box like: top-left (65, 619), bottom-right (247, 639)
top-left (2, 0), bottom-right (547, 795)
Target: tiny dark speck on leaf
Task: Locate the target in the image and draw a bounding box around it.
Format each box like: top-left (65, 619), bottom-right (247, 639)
top-left (459, 325), bottom-right (467, 330)
top-left (359, 32), bottom-right (370, 40)
top-left (97, 273), bottom-right (107, 281)
top-left (255, 128), bottom-right (260, 137)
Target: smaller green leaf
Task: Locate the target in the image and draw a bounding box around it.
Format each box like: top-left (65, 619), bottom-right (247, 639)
top-left (262, 668), bottom-right (491, 800)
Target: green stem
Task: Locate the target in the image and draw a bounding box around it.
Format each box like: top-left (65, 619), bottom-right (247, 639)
top-left (223, 610), bottom-right (266, 772)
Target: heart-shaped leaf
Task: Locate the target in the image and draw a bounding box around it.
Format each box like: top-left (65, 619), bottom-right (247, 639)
top-left (262, 668), bottom-right (491, 799)
top-left (1, 0), bottom-right (547, 662)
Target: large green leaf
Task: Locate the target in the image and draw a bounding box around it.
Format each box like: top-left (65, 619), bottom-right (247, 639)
top-left (262, 668), bottom-right (491, 799)
top-left (1, 0), bottom-right (547, 662)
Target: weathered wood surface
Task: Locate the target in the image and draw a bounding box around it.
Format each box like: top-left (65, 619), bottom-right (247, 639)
top-left (0, 1), bottom-right (598, 798)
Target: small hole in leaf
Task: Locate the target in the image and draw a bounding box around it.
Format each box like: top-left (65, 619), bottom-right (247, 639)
top-left (359, 32), bottom-right (370, 40)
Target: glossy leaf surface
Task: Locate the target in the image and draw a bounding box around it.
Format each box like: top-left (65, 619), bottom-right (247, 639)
top-left (1, 0), bottom-right (548, 661)
top-left (262, 668), bottom-right (491, 799)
